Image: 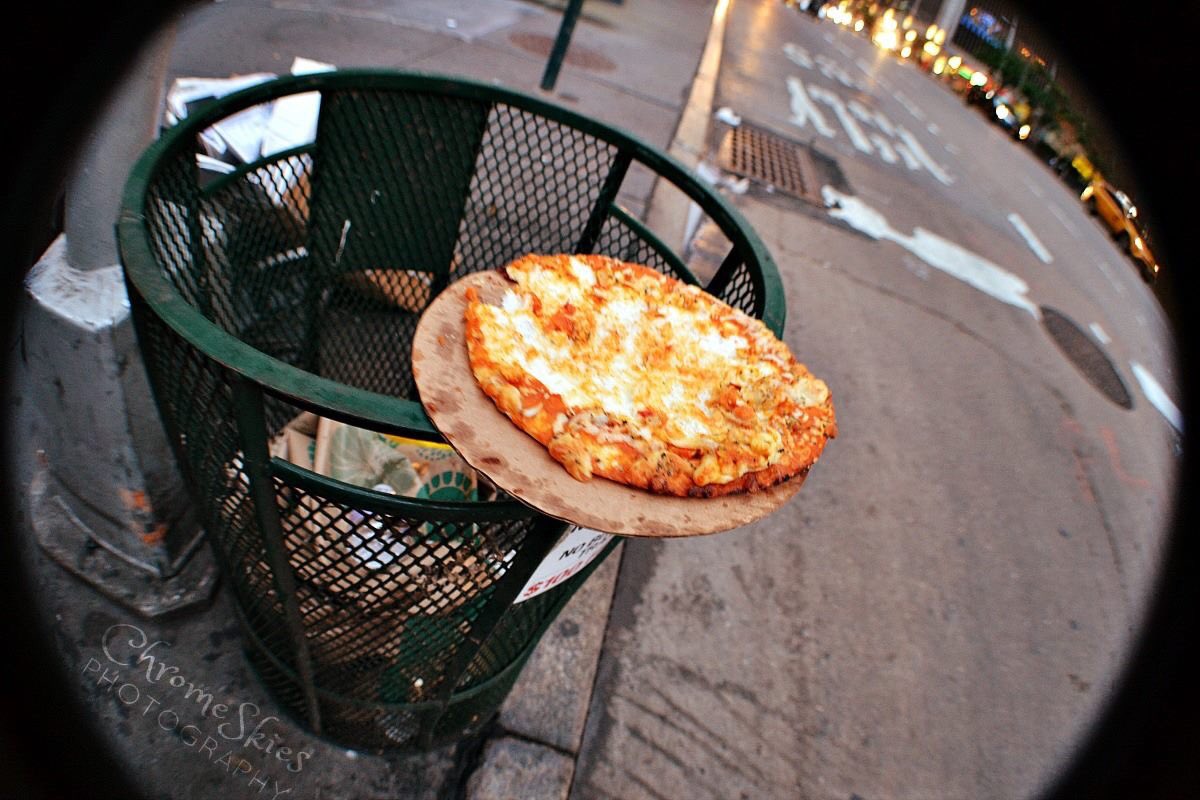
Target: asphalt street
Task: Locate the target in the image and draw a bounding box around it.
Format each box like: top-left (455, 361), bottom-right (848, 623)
top-left (572, 3), bottom-right (1181, 799)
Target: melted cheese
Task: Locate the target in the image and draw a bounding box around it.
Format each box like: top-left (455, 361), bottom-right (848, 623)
top-left (568, 256), bottom-right (597, 287)
top-left (698, 331), bottom-right (747, 360)
top-left (505, 310), bottom-right (582, 402)
top-left (473, 256), bottom-right (827, 487)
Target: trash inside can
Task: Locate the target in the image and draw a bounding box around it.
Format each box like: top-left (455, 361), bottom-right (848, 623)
top-left (117, 70), bottom-right (785, 752)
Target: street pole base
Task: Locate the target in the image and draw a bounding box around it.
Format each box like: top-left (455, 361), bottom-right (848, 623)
top-left (30, 465), bottom-right (219, 618)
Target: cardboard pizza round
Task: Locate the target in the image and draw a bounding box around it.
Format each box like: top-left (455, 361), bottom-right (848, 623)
top-left (411, 270), bottom-right (807, 537)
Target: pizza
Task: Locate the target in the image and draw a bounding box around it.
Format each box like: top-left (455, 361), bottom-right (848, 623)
top-left (463, 254), bottom-right (836, 497)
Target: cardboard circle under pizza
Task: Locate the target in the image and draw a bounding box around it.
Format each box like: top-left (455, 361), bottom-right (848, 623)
top-left (411, 270), bottom-right (807, 537)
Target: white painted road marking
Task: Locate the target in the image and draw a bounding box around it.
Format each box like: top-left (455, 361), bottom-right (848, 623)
top-left (872, 109), bottom-right (897, 138)
top-left (783, 42), bottom-right (814, 69)
top-left (786, 76), bottom-right (837, 136)
top-left (892, 141), bottom-right (920, 170)
top-left (827, 36), bottom-right (854, 59)
top-left (847, 98), bottom-right (874, 124)
top-left (809, 85), bottom-right (874, 153)
top-left (895, 126), bottom-right (954, 185)
top-left (1131, 362), bottom-right (1183, 431)
top-left (1007, 213), bottom-right (1054, 264)
top-left (822, 186), bottom-right (1040, 318)
top-left (1089, 322), bottom-right (1112, 344)
top-left (822, 190), bottom-right (1180, 430)
top-left (870, 133), bottom-right (898, 163)
top-left (815, 53), bottom-right (868, 91)
top-left (1094, 257), bottom-right (1126, 295)
top-left (783, 66), bottom-right (954, 184)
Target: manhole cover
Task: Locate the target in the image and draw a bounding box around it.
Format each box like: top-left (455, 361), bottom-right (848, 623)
top-left (508, 32), bottom-right (616, 72)
top-left (1040, 306), bottom-right (1133, 409)
top-left (716, 122), bottom-right (846, 205)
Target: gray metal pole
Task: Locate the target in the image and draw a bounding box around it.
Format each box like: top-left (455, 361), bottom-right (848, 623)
top-left (21, 19), bottom-right (218, 617)
top-left (540, 0), bottom-right (585, 92)
top-left (64, 26), bottom-right (174, 271)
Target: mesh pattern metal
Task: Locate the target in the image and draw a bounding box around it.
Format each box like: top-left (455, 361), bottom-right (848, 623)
top-left (432, 651), bottom-right (530, 743)
top-left (316, 699), bottom-right (428, 751)
top-left (196, 152), bottom-right (314, 365)
top-left (130, 301), bottom-right (294, 661)
top-left (303, 89), bottom-right (491, 398)
top-left (451, 103), bottom-right (618, 280)
top-left (594, 211), bottom-right (689, 281)
top-left (714, 259), bottom-right (760, 317)
top-left (458, 584), bottom-right (560, 689)
top-left (123, 73), bottom-right (779, 752)
top-left (145, 148), bottom-right (206, 308)
top-left (243, 641), bottom-right (317, 730)
top-left (276, 479), bottom-right (529, 699)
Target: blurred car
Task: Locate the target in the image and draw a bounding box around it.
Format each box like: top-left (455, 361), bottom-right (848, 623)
top-left (786, 0), bottom-right (823, 15)
top-left (1081, 178), bottom-right (1160, 282)
top-left (965, 80), bottom-right (987, 107)
top-left (889, 15), bottom-right (944, 62)
top-left (914, 22), bottom-right (948, 68)
top-left (995, 95), bottom-right (1032, 140)
top-left (965, 82), bottom-right (1033, 141)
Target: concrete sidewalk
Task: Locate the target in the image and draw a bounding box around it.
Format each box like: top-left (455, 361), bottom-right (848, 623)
top-left (7, 0), bottom-right (729, 797)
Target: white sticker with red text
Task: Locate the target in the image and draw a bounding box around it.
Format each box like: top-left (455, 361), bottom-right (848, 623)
top-left (514, 527), bottom-right (613, 604)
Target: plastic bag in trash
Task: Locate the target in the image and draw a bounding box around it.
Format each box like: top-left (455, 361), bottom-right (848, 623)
top-left (314, 418), bottom-right (478, 503)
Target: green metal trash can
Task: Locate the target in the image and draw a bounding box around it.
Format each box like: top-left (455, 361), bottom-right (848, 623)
top-left (117, 70), bottom-right (785, 753)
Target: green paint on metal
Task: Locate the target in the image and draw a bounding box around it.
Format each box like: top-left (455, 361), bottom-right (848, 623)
top-left (540, 0), bottom-right (585, 92)
top-left (576, 150), bottom-right (633, 255)
top-left (116, 69), bottom-right (785, 753)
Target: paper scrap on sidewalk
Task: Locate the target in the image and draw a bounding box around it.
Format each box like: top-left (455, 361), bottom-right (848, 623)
top-left (164, 72), bottom-right (276, 123)
top-left (695, 160), bottom-right (749, 194)
top-left (165, 57), bottom-right (335, 167)
top-left (715, 106), bottom-right (742, 127)
top-left (215, 103), bottom-right (274, 164)
top-left (165, 72), bottom-right (276, 163)
top-left (195, 153), bottom-right (236, 175)
top-left (261, 57), bottom-right (336, 157)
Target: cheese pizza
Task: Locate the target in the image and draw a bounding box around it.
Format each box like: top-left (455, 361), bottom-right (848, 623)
top-left (463, 254), bottom-right (836, 497)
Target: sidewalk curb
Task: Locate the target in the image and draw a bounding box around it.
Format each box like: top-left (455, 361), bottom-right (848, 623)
top-left (464, 543), bottom-right (623, 798)
top-left (644, 0), bottom-right (730, 257)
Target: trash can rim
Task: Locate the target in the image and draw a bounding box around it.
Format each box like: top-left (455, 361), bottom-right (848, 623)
top-left (117, 67), bottom-right (785, 458)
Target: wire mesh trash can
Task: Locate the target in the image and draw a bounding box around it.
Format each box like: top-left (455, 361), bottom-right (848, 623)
top-left (117, 70), bottom-right (785, 752)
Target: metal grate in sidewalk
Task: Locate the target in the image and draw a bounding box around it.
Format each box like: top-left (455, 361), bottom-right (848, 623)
top-left (716, 122), bottom-right (844, 206)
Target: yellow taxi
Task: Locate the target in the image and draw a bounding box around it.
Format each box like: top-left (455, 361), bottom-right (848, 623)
top-left (1081, 178), bottom-right (1160, 283)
